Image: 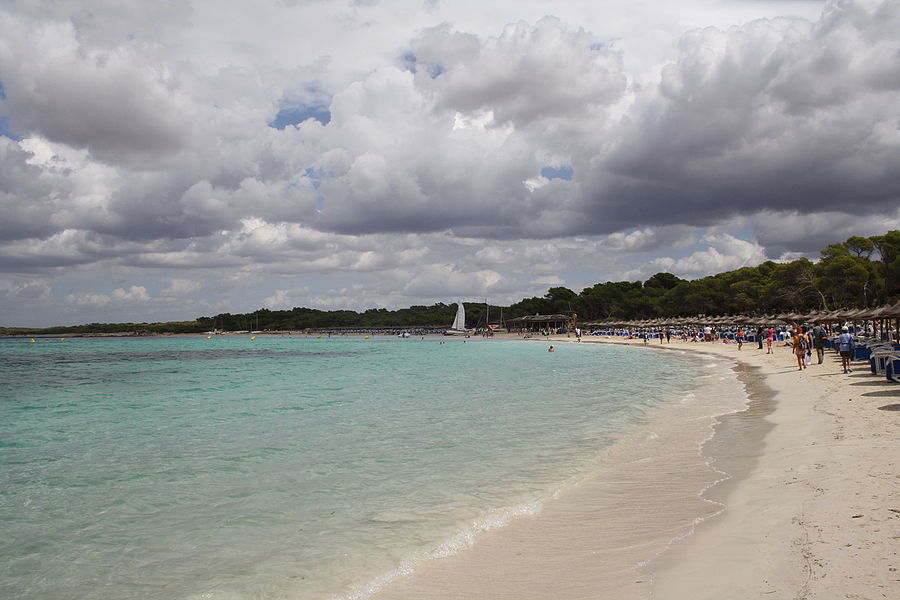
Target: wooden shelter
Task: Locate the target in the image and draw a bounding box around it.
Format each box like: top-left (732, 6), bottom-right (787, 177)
top-left (506, 314), bottom-right (574, 333)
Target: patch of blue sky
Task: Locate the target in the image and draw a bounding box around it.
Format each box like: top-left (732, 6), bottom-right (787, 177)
top-left (401, 51), bottom-right (417, 72)
top-left (304, 168), bottom-right (325, 189)
top-left (0, 116), bottom-right (21, 141)
top-left (0, 81), bottom-right (19, 140)
top-left (269, 105), bottom-right (331, 129)
top-left (541, 165), bottom-right (573, 181)
top-left (304, 168), bottom-right (327, 211)
top-left (729, 224), bottom-right (757, 244)
top-left (399, 51), bottom-right (443, 78)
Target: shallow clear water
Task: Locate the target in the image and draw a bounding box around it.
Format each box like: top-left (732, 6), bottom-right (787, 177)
top-left (1, 335), bottom-right (711, 600)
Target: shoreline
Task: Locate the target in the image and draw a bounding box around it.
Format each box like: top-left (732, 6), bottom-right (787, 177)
top-left (369, 338), bottom-right (752, 599)
top-left (371, 335), bottom-right (899, 599)
top-left (577, 335), bottom-right (899, 598)
top-left (635, 337), bottom-right (900, 598)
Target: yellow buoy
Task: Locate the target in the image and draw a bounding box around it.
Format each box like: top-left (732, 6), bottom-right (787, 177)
top-left (59, 338), bottom-right (65, 342)
top-left (207, 335), bottom-right (213, 339)
top-left (364, 335), bottom-right (369, 339)
top-left (29, 338), bottom-right (35, 343)
top-left (250, 336), bottom-right (256, 340)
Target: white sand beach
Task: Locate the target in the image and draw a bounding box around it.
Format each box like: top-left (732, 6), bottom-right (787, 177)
top-left (373, 334), bottom-right (900, 599)
top-left (645, 336), bottom-right (899, 599)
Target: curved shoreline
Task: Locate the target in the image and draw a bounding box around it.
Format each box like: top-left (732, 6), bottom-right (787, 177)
top-left (368, 339), bottom-right (759, 599)
top-left (587, 335), bottom-right (899, 599)
top-left (369, 334), bottom-right (898, 599)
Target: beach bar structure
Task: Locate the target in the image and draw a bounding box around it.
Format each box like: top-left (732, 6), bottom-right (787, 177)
top-left (506, 314), bottom-right (575, 333)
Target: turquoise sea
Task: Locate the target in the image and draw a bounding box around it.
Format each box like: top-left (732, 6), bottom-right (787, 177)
top-left (1, 335), bottom-right (724, 600)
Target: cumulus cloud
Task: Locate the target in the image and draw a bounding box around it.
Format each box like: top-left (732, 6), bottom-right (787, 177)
top-left (0, 280), bottom-right (52, 302)
top-left (630, 233), bottom-right (769, 279)
top-left (163, 279), bottom-right (202, 296)
top-left (64, 285), bottom-right (149, 307)
top-left (1, 0), bottom-right (897, 326)
top-left (601, 226), bottom-right (698, 253)
top-left (414, 17), bottom-right (627, 128)
top-left (748, 208), bottom-right (900, 257)
top-left (0, 13), bottom-right (191, 163)
top-left (591, 2), bottom-right (900, 231)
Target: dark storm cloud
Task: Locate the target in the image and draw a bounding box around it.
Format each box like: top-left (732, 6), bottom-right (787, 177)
top-left (0, 139), bottom-right (61, 241)
top-left (579, 6), bottom-right (900, 234)
top-left (0, 46), bottom-right (189, 165)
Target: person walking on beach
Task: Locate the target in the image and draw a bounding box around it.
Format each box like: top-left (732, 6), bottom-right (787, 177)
top-left (756, 326), bottom-right (764, 350)
top-left (792, 330), bottom-right (808, 370)
top-left (812, 324), bottom-right (827, 364)
top-left (735, 330), bottom-right (744, 350)
top-left (837, 326), bottom-right (855, 373)
top-left (802, 328), bottom-right (813, 366)
top-left (766, 329), bottom-right (774, 353)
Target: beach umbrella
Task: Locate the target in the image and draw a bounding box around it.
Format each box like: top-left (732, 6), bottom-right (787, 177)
top-left (820, 309), bottom-right (844, 323)
top-left (804, 311), bottom-right (819, 323)
top-left (808, 310), bottom-right (832, 323)
top-left (845, 307), bottom-right (868, 320)
top-left (854, 305), bottom-right (883, 320)
top-left (879, 300), bottom-right (900, 318)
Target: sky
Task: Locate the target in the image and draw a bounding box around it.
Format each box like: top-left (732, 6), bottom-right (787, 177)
top-left (1, 0), bottom-right (899, 327)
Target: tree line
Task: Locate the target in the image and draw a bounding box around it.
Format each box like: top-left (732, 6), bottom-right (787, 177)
top-left (3, 230), bottom-right (898, 335)
top-left (555, 230), bottom-right (900, 321)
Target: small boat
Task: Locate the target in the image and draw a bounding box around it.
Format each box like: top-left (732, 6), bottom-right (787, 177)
top-left (443, 301), bottom-right (468, 335)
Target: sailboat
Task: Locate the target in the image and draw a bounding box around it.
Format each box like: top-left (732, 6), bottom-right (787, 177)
top-left (443, 301), bottom-right (468, 335)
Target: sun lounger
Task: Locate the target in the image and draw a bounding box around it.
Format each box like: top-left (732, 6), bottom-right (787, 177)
top-left (868, 344), bottom-right (897, 375)
top-left (885, 354), bottom-right (900, 383)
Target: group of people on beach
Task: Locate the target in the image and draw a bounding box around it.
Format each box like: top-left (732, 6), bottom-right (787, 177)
top-left (787, 324), bottom-right (856, 372)
top-left (556, 322), bottom-right (863, 375)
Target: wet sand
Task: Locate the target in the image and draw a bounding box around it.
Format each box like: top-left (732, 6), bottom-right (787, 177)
top-left (372, 335), bottom-right (899, 599)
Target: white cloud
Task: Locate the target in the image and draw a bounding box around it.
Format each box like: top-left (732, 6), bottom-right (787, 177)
top-left (64, 285), bottom-right (150, 307)
top-left (602, 226), bottom-right (697, 252)
top-left (633, 234), bottom-right (768, 279)
top-left (0, 280), bottom-right (52, 301)
top-left (111, 286), bottom-right (150, 302)
top-left (163, 279), bottom-right (202, 296)
top-left (263, 289), bottom-right (302, 310)
top-left (531, 275), bottom-right (566, 286)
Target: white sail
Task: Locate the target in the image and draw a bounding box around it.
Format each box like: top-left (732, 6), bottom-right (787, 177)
top-left (450, 301), bottom-right (465, 331)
